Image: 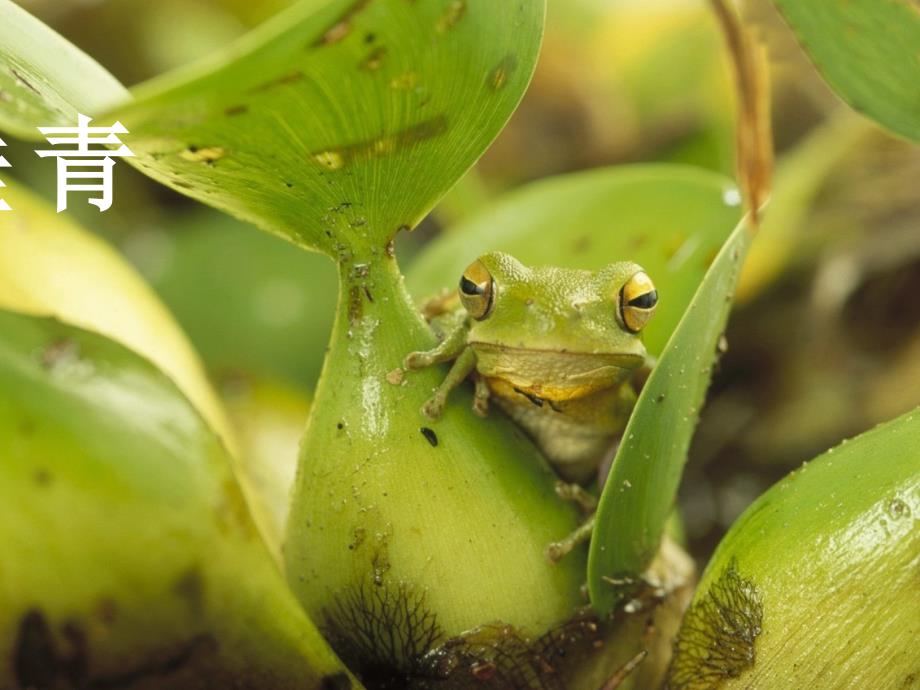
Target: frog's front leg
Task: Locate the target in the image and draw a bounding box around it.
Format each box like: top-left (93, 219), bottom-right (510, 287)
top-left (554, 480), bottom-right (598, 513)
top-left (545, 514), bottom-right (595, 563)
top-left (419, 347), bottom-right (478, 419)
top-left (404, 314), bottom-right (469, 370)
top-left (405, 319), bottom-right (478, 419)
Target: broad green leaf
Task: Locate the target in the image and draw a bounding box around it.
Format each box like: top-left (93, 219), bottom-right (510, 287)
top-left (0, 179), bottom-right (235, 455)
top-left (406, 164), bottom-right (743, 356)
top-left (772, 0), bottom-right (920, 143)
top-left (112, 0), bottom-right (545, 255)
top-left (0, 309), bottom-right (358, 689)
top-left (668, 407), bottom-right (920, 689)
top-left (588, 216), bottom-right (753, 614)
top-left (0, 0), bottom-right (129, 140)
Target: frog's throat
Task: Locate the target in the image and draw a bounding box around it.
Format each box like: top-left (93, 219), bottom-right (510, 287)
top-left (471, 343), bottom-right (644, 402)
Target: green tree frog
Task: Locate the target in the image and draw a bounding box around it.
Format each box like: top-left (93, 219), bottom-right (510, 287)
top-left (405, 252), bottom-right (658, 560)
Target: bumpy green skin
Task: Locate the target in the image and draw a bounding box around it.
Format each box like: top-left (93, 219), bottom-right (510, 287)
top-left (419, 252), bottom-right (649, 484)
top-left (668, 408), bottom-right (920, 689)
top-left (285, 251), bottom-right (593, 677)
top-left (0, 310), bottom-right (356, 690)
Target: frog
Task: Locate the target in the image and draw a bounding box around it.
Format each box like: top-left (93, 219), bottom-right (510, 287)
top-left (404, 251), bottom-right (658, 561)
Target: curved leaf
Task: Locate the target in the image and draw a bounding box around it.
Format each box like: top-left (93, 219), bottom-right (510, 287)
top-left (406, 164), bottom-right (743, 356)
top-left (773, 0), bottom-right (920, 143)
top-left (0, 309), bottom-right (358, 689)
top-left (0, 0), bottom-right (129, 140)
top-left (668, 407), bottom-right (920, 688)
top-left (111, 0), bottom-right (545, 255)
top-left (588, 216), bottom-right (753, 614)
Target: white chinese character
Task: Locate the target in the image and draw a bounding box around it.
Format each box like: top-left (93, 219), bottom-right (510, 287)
top-left (36, 113), bottom-right (134, 212)
top-left (0, 137), bottom-right (11, 211)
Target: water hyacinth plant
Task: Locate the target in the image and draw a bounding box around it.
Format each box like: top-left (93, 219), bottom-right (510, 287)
top-left (0, 0), bottom-right (918, 688)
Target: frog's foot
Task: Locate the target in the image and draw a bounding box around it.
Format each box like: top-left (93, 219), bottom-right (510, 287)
top-left (405, 350), bottom-right (436, 370)
top-left (472, 376), bottom-right (490, 417)
top-left (554, 480), bottom-right (598, 513)
top-left (421, 393), bottom-right (447, 420)
top-left (545, 515), bottom-right (595, 564)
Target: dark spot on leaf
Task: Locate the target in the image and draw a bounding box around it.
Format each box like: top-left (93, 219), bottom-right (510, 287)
top-left (361, 45), bottom-right (387, 71)
top-left (173, 566), bottom-right (206, 616)
top-left (348, 285), bottom-right (363, 325)
top-left (571, 235), bottom-right (590, 254)
top-left (39, 338), bottom-right (79, 370)
top-left (313, 0), bottom-right (374, 46)
top-left (96, 598), bottom-right (119, 626)
top-left (59, 621), bottom-right (89, 684)
top-left (14, 609), bottom-right (57, 689)
top-left (364, 32), bottom-right (376, 43)
top-left (249, 70), bottom-right (304, 93)
top-left (180, 146), bottom-right (225, 164)
top-left (337, 422), bottom-right (345, 430)
top-left (33, 469), bottom-right (53, 486)
top-left (224, 104), bottom-right (248, 116)
top-left (436, 0), bottom-right (467, 33)
top-left (488, 54), bottom-right (518, 90)
top-left (420, 427), bottom-right (438, 447)
top-left (92, 634), bottom-right (217, 689)
top-left (310, 115), bottom-right (448, 171)
top-left (667, 559), bottom-right (763, 689)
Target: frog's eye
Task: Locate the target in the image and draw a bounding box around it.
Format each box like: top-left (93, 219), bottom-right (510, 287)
top-left (619, 271), bottom-right (658, 333)
top-left (458, 259), bottom-right (494, 320)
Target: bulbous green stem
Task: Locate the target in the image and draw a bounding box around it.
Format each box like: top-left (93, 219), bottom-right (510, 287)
top-left (285, 247), bottom-right (588, 670)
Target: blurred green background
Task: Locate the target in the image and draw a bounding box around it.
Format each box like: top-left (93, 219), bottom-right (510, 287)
top-left (8, 0), bottom-right (920, 563)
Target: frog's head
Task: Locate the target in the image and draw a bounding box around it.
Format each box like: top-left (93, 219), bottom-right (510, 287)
top-left (459, 252), bottom-right (658, 400)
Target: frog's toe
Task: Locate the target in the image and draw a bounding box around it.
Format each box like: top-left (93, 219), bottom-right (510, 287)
top-left (404, 352), bottom-right (428, 369)
top-left (545, 541), bottom-right (567, 564)
top-left (472, 397), bottom-right (489, 417)
top-left (422, 396), bottom-right (445, 419)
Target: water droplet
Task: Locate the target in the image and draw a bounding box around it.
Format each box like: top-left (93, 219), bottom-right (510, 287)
top-left (723, 187), bottom-right (742, 207)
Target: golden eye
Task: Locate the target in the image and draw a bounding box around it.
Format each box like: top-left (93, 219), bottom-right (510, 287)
top-left (458, 259), bottom-right (494, 320)
top-left (619, 271), bottom-right (658, 333)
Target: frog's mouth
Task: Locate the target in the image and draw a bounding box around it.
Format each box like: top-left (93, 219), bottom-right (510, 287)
top-left (471, 343), bottom-right (645, 401)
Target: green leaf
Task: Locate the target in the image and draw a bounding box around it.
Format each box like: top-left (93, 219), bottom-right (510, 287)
top-left (668, 407), bottom-right (920, 689)
top-left (0, 309), bottom-right (358, 689)
top-left (111, 0), bottom-right (545, 255)
top-left (772, 0), bottom-right (920, 143)
top-left (588, 215), bottom-right (753, 614)
top-left (0, 0), bottom-right (129, 140)
top-left (406, 164), bottom-right (743, 356)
